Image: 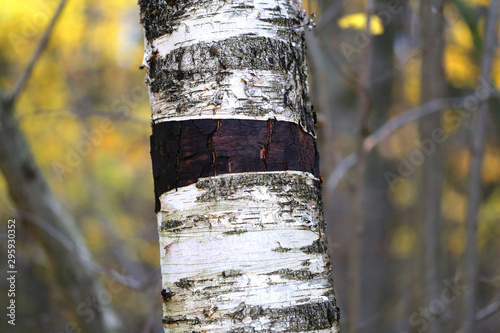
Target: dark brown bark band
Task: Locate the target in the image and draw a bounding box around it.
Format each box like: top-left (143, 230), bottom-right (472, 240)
top-left (151, 119), bottom-right (319, 212)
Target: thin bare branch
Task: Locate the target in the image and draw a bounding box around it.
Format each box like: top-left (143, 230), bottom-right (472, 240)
top-left (365, 97), bottom-right (463, 151)
top-left (464, 1), bottom-right (500, 331)
top-left (327, 153), bottom-right (358, 195)
top-left (6, 0), bottom-right (68, 104)
top-left (479, 275), bottom-right (500, 287)
top-left (20, 209), bottom-right (155, 290)
top-left (475, 299), bottom-right (500, 322)
top-left (327, 92), bottom-right (500, 194)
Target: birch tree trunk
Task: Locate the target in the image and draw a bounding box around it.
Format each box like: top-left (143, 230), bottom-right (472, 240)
top-left (138, 1), bottom-right (340, 331)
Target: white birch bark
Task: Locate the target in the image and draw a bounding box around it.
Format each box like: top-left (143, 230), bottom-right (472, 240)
top-left (139, 0), bottom-right (339, 331)
top-left (141, 0), bottom-right (317, 136)
top-left (158, 171), bottom-right (337, 331)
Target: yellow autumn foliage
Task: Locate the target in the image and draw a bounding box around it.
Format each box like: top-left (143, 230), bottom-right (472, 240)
top-left (447, 19), bottom-right (474, 51)
top-left (0, 0), bottom-right (153, 261)
top-left (338, 13), bottom-right (385, 35)
top-left (403, 58), bottom-right (421, 105)
top-left (482, 147), bottom-right (500, 183)
top-left (388, 178), bottom-right (417, 208)
top-left (447, 146), bottom-right (500, 183)
top-left (467, 0), bottom-right (491, 6)
top-left (446, 227), bottom-right (466, 256)
top-left (389, 225), bottom-right (417, 260)
top-left (478, 187), bottom-right (500, 249)
top-left (444, 45), bottom-right (478, 88)
top-left (442, 188), bottom-right (467, 224)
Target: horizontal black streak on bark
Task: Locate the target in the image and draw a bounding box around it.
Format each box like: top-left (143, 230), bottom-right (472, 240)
top-left (148, 36), bottom-right (302, 93)
top-left (151, 119), bottom-right (320, 212)
top-left (163, 300), bottom-right (339, 332)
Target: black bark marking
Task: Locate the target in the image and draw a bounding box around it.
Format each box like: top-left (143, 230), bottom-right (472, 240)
top-left (151, 119), bottom-right (319, 212)
top-left (175, 278), bottom-right (194, 289)
top-left (139, 0), bottom-right (200, 40)
top-left (267, 301), bottom-right (339, 331)
top-left (300, 238), bottom-right (328, 254)
top-left (161, 288), bottom-right (175, 302)
top-left (268, 268), bottom-right (316, 281)
top-left (229, 301), bottom-right (339, 331)
top-left (162, 316), bottom-right (200, 325)
top-left (161, 219), bottom-right (183, 230)
top-left (221, 269), bottom-right (243, 278)
top-left (223, 228), bottom-right (248, 235)
top-left (272, 245), bottom-right (292, 253)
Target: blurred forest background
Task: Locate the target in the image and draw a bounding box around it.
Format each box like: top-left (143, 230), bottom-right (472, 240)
top-left (0, 0), bottom-right (499, 332)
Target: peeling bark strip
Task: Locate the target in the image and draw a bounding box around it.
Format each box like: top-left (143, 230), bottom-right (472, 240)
top-left (151, 119), bottom-right (319, 212)
top-left (139, 0), bottom-right (317, 136)
top-left (158, 172), bottom-right (339, 332)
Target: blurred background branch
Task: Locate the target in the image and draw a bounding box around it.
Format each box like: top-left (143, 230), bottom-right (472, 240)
top-left (464, 0), bottom-right (499, 332)
top-left (5, 0), bottom-right (68, 105)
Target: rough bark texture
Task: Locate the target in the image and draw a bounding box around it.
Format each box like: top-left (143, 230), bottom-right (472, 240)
top-left (139, 0), bottom-right (339, 332)
top-left (159, 172), bottom-right (338, 332)
top-left (140, 0), bottom-right (317, 137)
